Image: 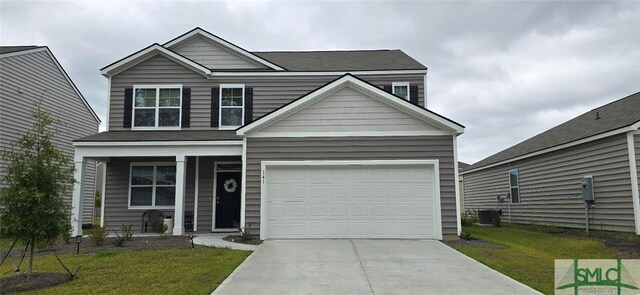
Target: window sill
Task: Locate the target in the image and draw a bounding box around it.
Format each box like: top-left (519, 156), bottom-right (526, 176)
top-left (131, 127), bottom-right (182, 131)
top-left (128, 206), bottom-right (176, 210)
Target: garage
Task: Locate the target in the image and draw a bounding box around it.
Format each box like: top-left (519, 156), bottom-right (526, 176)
top-left (261, 160), bottom-right (442, 239)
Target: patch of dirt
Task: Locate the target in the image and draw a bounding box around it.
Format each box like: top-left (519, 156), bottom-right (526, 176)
top-left (443, 238), bottom-right (507, 250)
top-left (0, 272), bottom-right (70, 294)
top-left (547, 229), bottom-right (640, 259)
top-left (222, 235), bottom-right (262, 245)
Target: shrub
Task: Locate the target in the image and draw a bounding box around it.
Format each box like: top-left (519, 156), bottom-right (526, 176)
top-left (61, 230), bottom-right (71, 244)
top-left (113, 224), bottom-right (133, 247)
top-left (89, 225), bottom-right (109, 246)
top-left (461, 209), bottom-right (478, 226)
top-left (461, 230), bottom-right (472, 240)
top-left (491, 211), bottom-right (501, 227)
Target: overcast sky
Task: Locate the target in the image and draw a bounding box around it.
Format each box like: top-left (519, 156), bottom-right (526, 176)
top-left (1, 1), bottom-right (638, 163)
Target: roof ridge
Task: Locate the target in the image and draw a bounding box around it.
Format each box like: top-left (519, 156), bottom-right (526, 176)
top-left (253, 49), bottom-right (398, 53)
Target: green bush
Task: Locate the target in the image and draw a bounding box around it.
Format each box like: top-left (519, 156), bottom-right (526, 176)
top-left (461, 209), bottom-right (478, 226)
top-left (89, 225), bottom-right (109, 246)
top-left (113, 224), bottom-right (133, 247)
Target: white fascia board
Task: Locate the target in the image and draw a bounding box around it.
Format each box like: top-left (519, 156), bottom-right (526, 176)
top-left (237, 75), bottom-right (463, 136)
top-left (626, 131), bottom-right (640, 235)
top-left (74, 140), bottom-right (242, 147)
top-left (462, 125), bottom-right (639, 175)
top-left (101, 45), bottom-right (211, 77)
top-left (164, 29), bottom-right (285, 71)
top-left (74, 144), bottom-right (242, 160)
top-left (209, 69), bottom-right (427, 77)
top-left (247, 130), bottom-right (453, 138)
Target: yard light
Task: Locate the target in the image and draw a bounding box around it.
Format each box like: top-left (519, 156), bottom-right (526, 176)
top-left (189, 231), bottom-right (195, 248)
top-left (75, 235), bottom-right (83, 254)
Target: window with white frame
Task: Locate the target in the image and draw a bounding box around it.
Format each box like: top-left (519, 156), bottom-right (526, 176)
top-left (219, 84), bottom-right (244, 128)
top-left (392, 82), bottom-right (410, 100)
top-left (133, 85), bottom-right (182, 128)
top-left (509, 169), bottom-right (520, 204)
top-left (129, 164), bottom-right (176, 208)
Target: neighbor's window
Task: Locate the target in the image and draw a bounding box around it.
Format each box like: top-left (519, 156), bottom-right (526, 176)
top-left (219, 84), bottom-right (244, 128)
top-left (392, 82), bottom-right (410, 100)
top-left (509, 169), bottom-right (520, 204)
top-left (130, 164), bottom-right (176, 208)
top-left (133, 85), bottom-right (181, 128)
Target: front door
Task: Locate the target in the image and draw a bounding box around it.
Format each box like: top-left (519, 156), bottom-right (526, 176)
top-left (215, 171), bottom-right (241, 228)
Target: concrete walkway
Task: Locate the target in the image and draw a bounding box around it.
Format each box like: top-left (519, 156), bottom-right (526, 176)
top-left (213, 240), bottom-right (540, 295)
top-left (192, 233), bottom-right (258, 251)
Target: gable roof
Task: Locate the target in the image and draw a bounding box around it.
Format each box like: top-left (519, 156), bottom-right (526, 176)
top-left (100, 43), bottom-right (212, 77)
top-left (164, 27), bottom-right (285, 71)
top-left (1, 46), bottom-right (101, 123)
top-left (237, 74), bottom-right (464, 136)
top-left (465, 91), bottom-right (640, 173)
top-left (251, 50), bottom-right (427, 72)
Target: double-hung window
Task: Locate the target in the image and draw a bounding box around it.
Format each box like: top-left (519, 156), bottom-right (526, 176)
top-left (129, 163), bottom-right (176, 208)
top-left (392, 82), bottom-right (410, 100)
top-left (219, 84), bottom-right (244, 128)
top-left (133, 85), bottom-right (182, 128)
top-left (509, 169), bottom-right (520, 204)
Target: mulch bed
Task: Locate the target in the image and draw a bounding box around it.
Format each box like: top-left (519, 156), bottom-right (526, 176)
top-left (0, 272), bottom-right (70, 294)
top-left (443, 238), bottom-right (507, 250)
top-left (222, 235), bottom-right (262, 245)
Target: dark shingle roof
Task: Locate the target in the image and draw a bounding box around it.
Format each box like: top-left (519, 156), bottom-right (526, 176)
top-left (467, 91), bottom-right (640, 171)
top-left (252, 50), bottom-right (427, 72)
top-left (75, 130), bottom-right (240, 142)
top-left (0, 46), bottom-right (41, 54)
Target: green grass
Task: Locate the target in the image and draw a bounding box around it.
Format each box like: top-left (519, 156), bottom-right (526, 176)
top-left (1, 247), bottom-right (251, 294)
top-left (456, 225), bottom-right (622, 294)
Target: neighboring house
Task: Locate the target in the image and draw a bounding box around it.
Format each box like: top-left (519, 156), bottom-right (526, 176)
top-left (458, 161), bottom-right (470, 213)
top-left (0, 46), bottom-right (101, 226)
top-left (71, 28), bottom-right (465, 240)
top-left (463, 92), bottom-right (640, 234)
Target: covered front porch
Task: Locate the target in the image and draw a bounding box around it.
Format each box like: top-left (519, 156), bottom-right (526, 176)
top-left (71, 131), bottom-right (244, 236)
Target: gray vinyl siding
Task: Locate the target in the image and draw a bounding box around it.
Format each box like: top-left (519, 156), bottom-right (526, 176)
top-left (463, 134), bottom-right (636, 232)
top-left (245, 136), bottom-right (457, 235)
top-left (0, 49), bottom-right (99, 224)
top-left (174, 38), bottom-right (267, 70)
top-left (109, 55), bottom-right (426, 130)
top-left (266, 87), bottom-right (438, 133)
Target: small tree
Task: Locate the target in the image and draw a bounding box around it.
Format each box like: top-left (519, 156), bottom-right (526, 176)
top-left (0, 102), bottom-right (74, 278)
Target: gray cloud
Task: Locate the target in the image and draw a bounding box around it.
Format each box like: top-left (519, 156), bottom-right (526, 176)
top-left (1, 1), bottom-right (638, 163)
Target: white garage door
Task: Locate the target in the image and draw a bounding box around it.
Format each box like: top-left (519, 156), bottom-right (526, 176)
top-left (263, 162), bottom-right (439, 239)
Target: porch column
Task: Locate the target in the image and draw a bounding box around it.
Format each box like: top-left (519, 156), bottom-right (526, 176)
top-left (71, 157), bottom-right (87, 236)
top-left (173, 155), bottom-right (187, 235)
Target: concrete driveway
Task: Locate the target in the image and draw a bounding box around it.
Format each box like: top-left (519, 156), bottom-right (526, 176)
top-left (213, 240), bottom-right (540, 295)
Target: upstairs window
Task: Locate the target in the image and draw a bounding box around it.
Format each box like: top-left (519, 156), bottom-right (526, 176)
top-left (133, 85), bottom-right (182, 128)
top-left (509, 169), bottom-right (520, 204)
top-left (219, 84), bottom-right (244, 128)
top-left (392, 82), bottom-right (410, 100)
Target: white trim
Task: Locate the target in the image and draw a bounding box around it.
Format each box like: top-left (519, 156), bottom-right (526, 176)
top-left (508, 169), bottom-right (521, 204)
top-left (246, 130), bottom-right (452, 138)
top-left (71, 159), bottom-right (87, 236)
top-left (131, 84), bottom-right (182, 130)
top-left (392, 81), bottom-right (410, 100)
top-left (101, 44), bottom-right (212, 77)
top-left (164, 28), bottom-right (285, 71)
top-left (74, 144), bottom-right (242, 160)
top-left (453, 135), bottom-right (461, 236)
top-left (219, 84), bottom-right (245, 129)
top-left (212, 161), bottom-right (243, 230)
top-left (423, 72), bottom-right (428, 107)
top-left (240, 137), bottom-right (247, 229)
top-left (106, 77), bottom-right (111, 131)
top-left (193, 156), bottom-right (200, 232)
top-left (462, 125), bottom-right (640, 175)
top-left (127, 162), bottom-right (177, 210)
top-left (100, 162), bottom-right (107, 227)
top-left (627, 132), bottom-right (640, 235)
top-left (259, 160), bottom-right (443, 240)
top-left (237, 75), bottom-right (464, 136)
top-left (74, 140), bottom-right (243, 147)
top-left (209, 69), bottom-right (427, 77)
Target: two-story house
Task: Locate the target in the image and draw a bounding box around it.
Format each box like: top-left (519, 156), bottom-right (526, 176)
top-left (1, 46), bottom-right (100, 227)
top-left (71, 28), bottom-right (464, 240)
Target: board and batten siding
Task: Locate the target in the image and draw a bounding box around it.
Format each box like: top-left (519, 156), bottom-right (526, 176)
top-left (245, 136), bottom-right (457, 235)
top-left (463, 134), bottom-right (636, 232)
top-left (173, 38), bottom-right (267, 70)
top-left (108, 55), bottom-right (425, 130)
top-left (0, 50), bottom-right (99, 224)
top-left (264, 87), bottom-right (438, 133)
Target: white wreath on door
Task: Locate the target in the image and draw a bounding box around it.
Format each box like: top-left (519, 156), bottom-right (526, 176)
top-left (223, 178), bottom-right (238, 193)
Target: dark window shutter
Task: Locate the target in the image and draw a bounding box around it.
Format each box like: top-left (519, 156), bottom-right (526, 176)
top-left (409, 85), bottom-right (419, 104)
top-left (123, 88), bottom-right (133, 128)
top-left (383, 85), bottom-right (392, 93)
top-left (211, 87), bottom-right (220, 127)
top-left (244, 87), bottom-right (253, 125)
top-left (181, 88), bottom-right (191, 128)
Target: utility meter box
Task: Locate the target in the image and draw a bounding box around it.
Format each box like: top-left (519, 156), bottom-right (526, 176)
top-left (581, 176), bottom-right (594, 202)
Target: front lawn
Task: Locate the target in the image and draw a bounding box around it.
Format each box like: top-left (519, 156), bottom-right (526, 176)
top-left (446, 224), bottom-right (640, 294)
top-left (1, 245), bottom-right (251, 294)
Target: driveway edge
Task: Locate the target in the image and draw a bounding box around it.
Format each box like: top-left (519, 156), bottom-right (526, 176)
top-left (211, 246), bottom-right (260, 295)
